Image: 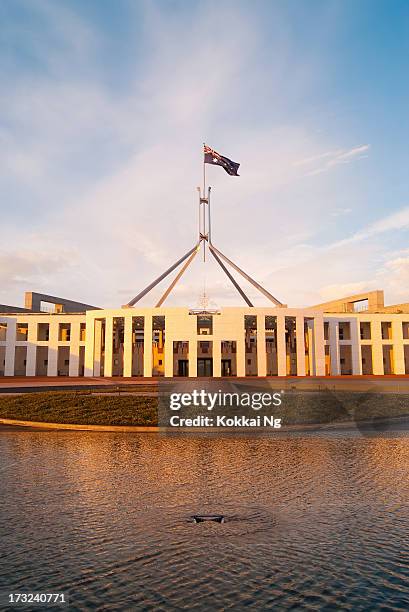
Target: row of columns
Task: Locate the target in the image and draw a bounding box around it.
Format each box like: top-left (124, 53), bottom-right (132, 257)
top-left (328, 319), bottom-right (364, 375)
top-left (15, 313), bottom-right (409, 377)
top-left (369, 318), bottom-right (406, 375)
top-left (328, 318), bottom-right (408, 375)
top-left (83, 313), bottom-right (326, 378)
top-left (2, 319), bottom-right (84, 377)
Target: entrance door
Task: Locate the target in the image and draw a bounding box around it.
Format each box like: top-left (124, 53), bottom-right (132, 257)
top-left (178, 360), bottom-right (189, 376)
top-left (221, 359), bottom-right (232, 376)
top-left (197, 358), bottom-right (213, 377)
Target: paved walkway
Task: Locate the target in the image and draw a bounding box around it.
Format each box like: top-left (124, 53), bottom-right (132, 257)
top-left (0, 375), bottom-right (409, 393)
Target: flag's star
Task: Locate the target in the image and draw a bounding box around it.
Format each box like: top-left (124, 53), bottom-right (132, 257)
top-left (213, 157), bottom-right (218, 163)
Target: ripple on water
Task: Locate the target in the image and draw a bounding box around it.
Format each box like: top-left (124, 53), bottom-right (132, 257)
top-left (0, 433), bottom-right (408, 610)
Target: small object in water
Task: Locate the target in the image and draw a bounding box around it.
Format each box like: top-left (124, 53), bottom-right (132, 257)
top-left (192, 514), bottom-right (225, 524)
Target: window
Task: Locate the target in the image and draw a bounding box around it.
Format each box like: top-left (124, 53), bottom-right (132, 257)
top-left (244, 315), bottom-right (257, 330)
top-left (64, 359), bottom-right (69, 366)
top-left (16, 323), bottom-right (28, 341)
top-left (0, 322), bottom-right (7, 341)
top-left (158, 359), bottom-right (163, 365)
top-left (339, 322), bottom-right (351, 341)
top-left (340, 358), bottom-right (345, 364)
top-left (44, 360), bottom-right (48, 366)
top-left (40, 300), bottom-right (59, 313)
top-left (360, 322), bottom-right (371, 340)
top-left (247, 359), bottom-right (251, 365)
top-left (265, 316), bottom-right (276, 331)
top-left (59, 323), bottom-right (71, 342)
top-left (80, 323), bottom-right (86, 341)
top-left (353, 299), bottom-right (368, 312)
top-left (381, 322), bottom-right (392, 340)
top-left (37, 323), bottom-right (49, 341)
top-left (197, 315), bottom-right (212, 335)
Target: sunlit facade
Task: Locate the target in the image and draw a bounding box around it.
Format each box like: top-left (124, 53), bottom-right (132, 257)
top-left (1, 290), bottom-right (409, 377)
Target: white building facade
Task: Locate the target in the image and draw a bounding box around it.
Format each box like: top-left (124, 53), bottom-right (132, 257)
top-left (1, 291), bottom-right (409, 377)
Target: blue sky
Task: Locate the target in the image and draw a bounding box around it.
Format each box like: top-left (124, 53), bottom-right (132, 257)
top-left (1, 0), bottom-right (409, 308)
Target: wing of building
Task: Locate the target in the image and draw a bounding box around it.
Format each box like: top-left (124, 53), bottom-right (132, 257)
top-left (1, 290), bottom-right (409, 377)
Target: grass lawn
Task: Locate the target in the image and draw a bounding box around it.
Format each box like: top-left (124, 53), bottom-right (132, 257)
top-left (0, 392), bottom-right (158, 426)
top-left (0, 390), bottom-right (407, 427)
top-left (278, 390), bottom-right (409, 424)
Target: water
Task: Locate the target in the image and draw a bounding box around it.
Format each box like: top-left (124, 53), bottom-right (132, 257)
top-left (1, 431), bottom-right (409, 610)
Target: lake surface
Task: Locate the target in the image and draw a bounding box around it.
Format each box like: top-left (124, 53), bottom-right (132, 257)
top-left (1, 430), bottom-right (409, 610)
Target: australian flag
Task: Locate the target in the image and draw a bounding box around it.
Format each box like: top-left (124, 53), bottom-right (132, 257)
top-left (204, 145), bottom-right (240, 176)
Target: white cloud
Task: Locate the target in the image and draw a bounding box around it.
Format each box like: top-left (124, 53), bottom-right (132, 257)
top-left (300, 144), bottom-right (370, 177)
top-left (331, 205), bottom-right (409, 248)
top-left (0, 248), bottom-right (76, 288)
top-left (331, 207), bottom-right (352, 217)
top-left (380, 255), bottom-right (409, 301)
top-left (317, 281), bottom-right (377, 303)
top-left (0, 2), bottom-right (407, 312)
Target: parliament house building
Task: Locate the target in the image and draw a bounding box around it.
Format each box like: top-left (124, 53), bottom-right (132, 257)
top-left (1, 290), bottom-right (409, 378)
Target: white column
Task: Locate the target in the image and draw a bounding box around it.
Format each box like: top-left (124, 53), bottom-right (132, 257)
top-left (276, 314), bottom-right (286, 376)
top-left (392, 318), bottom-right (405, 374)
top-left (143, 316), bottom-right (153, 377)
top-left (371, 320), bottom-right (384, 375)
top-left (188, 339), bottom-right (197, 377)
top-left (236, 334), bottom-right (246, 377)
top-left (307, 322), bottom-right (315, 375)
top-left (104, 317), bottom-right (113, 377)
top-left (295, 315), bottom-right (306, 376)
top-left (93, 319), bottom-right (103, 376)
top-left (213, 339), bottom-right (221, 377)
top-left (164, 335), bottom-right (173, 377)
top-left (26, 321), bottom-right (37, 376)
top-left (69, 320), bottom-right (80, 377)
top-left (4, 318), bottom-right (17, 376)
top-left (329, 320), bottom-right (340, 375)
top-left (257, 314), bottom-right (267, 377)
top-left (47, 321), bottom-right (59, 376)
top-left (314, 316), bottom-right (326, 376)
top-left (123, 316), bottom-right (133, 377)
top-left (84, 316), bottom-right (95, 376)
top-left (350, 318), bottom-right (362, 375)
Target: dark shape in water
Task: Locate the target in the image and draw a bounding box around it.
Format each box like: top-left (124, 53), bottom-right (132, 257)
top-left (192, 514), bottom-right (225, 524)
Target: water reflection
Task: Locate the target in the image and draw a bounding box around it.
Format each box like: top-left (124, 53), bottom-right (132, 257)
top-left (1, 432), bottom-right (409, 610)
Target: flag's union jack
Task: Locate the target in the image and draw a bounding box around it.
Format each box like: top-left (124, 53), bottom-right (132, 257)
top-left (203, 145), bottom-right (240, 176)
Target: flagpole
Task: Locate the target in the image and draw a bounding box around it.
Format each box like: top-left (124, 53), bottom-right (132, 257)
top-left (203, 142), bottom-right (206, 198)
top-left (208, 186), bottom-right (211, 244)
top-left (202, 142), bottom-right (206, 262)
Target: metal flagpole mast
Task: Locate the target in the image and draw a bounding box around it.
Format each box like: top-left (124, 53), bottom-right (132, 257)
top-left (207, 186), bottom-right (211, 244)
top-left (124, 143), bottom-right (285, 309)
top-left (203, 142), bottom-right (206, 200)
top-left (202, 142), bottom-right (206, 262)
top-left (197, 186), bottom-right (201, 241)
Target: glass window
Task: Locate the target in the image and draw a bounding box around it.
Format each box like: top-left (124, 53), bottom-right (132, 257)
top-left (0, 322), bottom-right (7, 341)
top-left (37, 323), bottom-right (49, 341)
top-left (197, 315), bottom-right (212, 335)
top-left (16, 323), bottom-right (28, 340)
top-left (59, 323), bottom-right (71, 341)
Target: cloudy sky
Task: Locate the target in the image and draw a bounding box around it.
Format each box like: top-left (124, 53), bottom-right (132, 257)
top-left (1, 0), bottom-right (409, 309)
